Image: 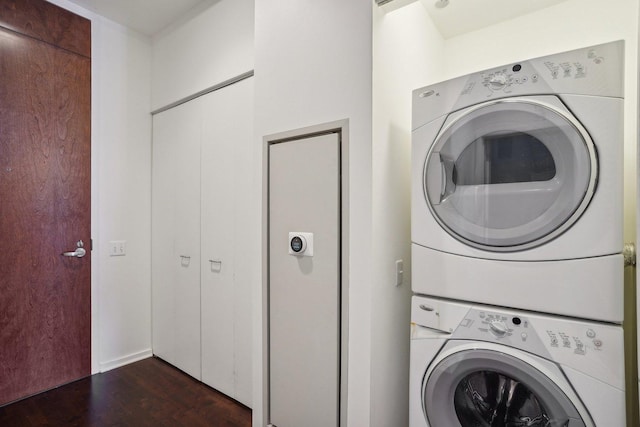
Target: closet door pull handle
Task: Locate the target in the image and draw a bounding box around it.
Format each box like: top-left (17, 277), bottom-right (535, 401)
top-left (209, 259), bottom-right (222, 272)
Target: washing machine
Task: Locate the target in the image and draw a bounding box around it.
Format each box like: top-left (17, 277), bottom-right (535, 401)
top-left (411, 41), bottom-right (624, 322)
top-left (409, 295), bottom-right (626, 427)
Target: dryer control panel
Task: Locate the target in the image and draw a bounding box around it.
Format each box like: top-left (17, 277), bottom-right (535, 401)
top-left (412, 40), bottom-right (624, 130)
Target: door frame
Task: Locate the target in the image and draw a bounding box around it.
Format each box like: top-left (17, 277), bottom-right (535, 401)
top-left (262, 119), bottom-right (350, 427)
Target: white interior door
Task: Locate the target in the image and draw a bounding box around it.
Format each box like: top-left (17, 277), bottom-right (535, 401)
top-left (268, 132), bottom-right (341, 427)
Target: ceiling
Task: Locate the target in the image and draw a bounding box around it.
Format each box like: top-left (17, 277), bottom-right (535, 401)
top-left (66, 0), bottom-right (209, 36)
top-left (419, 0), bottom-right (570, 39)
top-left (66, 0), bottom-right (571, 38)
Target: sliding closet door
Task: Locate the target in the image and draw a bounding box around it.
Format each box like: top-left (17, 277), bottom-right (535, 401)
top-left (151, 99), bottom-right (202, 380)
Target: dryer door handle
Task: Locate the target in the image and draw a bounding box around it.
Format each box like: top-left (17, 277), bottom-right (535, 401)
top-left (440, 155), bottom-right (456, 202)
top-left (425, 153), bottom-right (456, 205)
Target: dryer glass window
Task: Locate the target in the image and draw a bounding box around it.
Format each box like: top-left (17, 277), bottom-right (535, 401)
top-left (454, 132), bottom-right (556, 185)
top-left (423, 97), bottom-right (597, 251)
top-left (454, 370), bottom-right (550, 426)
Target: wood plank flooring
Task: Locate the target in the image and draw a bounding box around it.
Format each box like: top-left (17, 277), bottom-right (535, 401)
top-left (0, 357), bottom-right (252, 427)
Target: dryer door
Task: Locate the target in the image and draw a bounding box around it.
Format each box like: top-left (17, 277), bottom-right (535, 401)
top-left (423, 95), bottom-right (597, 251)
top-left (422, 346), bottom-right (592, 427)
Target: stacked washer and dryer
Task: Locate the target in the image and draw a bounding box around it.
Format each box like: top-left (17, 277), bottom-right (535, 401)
top-left (410, 41), bottom-right (627, 426)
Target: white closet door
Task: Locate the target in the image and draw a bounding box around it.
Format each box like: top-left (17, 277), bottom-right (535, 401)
top-left (152, 99), bottom-right (202, 380)
top-left (230, 78), bottom-right (254, 407)
top-left (201, 77), bottom-right (254, 406)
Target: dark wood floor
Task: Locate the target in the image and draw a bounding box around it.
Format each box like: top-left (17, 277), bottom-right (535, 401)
top-left (0, 357), bottom-right (252, 427)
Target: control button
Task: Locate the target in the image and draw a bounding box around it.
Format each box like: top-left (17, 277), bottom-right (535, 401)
top-left (479, 312), bottom-right (486, 319)
top-left (521, 76), bottom-right (528, 83)
top-left (521, 332), bottom-right (528, 341)
top-left (531, 74), bottom-right (538, 83)
top-left (550, 337), bottom-right (558, 346)
top-left (512, 317), bottom-right (522, 326)
top-left (593, 339), bottom-right (603, 348)
top-left (586, 329), bottom-right (596, 338)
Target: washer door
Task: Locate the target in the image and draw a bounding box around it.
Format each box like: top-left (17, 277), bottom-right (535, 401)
top-left (422, 347), bottom-right (591, 427)
top-left (423, 96), bottom-right (597, 251)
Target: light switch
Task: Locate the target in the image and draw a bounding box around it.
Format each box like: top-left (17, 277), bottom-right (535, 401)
top-left (109, 240), bottom-right (126, 256)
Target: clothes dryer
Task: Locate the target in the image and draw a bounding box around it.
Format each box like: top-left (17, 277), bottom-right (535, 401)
top-left (411, 41), bottom-right (624, 321)
top-left (409, 296), bottom-right (626, 427)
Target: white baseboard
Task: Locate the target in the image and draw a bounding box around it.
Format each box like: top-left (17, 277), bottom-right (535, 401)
top-left (99, 349), bottom-right (153, 373)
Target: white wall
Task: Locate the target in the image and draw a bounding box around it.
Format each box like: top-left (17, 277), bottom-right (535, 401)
top-left (374, 0), bottom-right (638, 423)
top-left (46, 0), bottom-right (153, 374)
top-left (151, 0), bottom-right (254, 110)
top-left (253, 0), bottom-right (373, 425)
top-left (371, 3), bottom-right (444, 426)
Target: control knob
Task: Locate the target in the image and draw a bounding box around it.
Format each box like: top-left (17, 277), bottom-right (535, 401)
top-left (488, 73), bottom-right (508, 90)
top-left (489, 320), bottom-right (508, 336)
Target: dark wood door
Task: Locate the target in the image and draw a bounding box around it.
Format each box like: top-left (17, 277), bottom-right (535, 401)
top-left (0, 0), bottom-right (91, 405)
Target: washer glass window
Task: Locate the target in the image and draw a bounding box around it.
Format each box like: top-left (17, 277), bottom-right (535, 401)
top-left (454, 370), bottom-right (549, 426)
top-left (422, 348), bottom-right (588, 427)
top-left (423, 97), bottom-right (597, 251)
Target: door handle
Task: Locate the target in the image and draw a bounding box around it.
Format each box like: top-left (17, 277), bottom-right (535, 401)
top-left (62, 240), bottom-right (86, 258)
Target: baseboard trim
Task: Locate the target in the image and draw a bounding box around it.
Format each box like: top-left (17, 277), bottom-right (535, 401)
top-left (99, 349), bottom-right (153, 373)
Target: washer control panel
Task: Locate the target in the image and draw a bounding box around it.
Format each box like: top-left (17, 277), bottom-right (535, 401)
top-left (453, 308), bottom-right (550, 357)
top-left (452, 307), bottom-right (613, 360)
top-left (412, 294), bottom-right (625, 391)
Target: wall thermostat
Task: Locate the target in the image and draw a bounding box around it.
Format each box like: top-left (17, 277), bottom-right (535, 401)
top-left (288, 232), bottom-right (314, 257)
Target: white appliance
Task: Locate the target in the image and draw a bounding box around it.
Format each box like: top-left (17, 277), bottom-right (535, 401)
top-left (409, 295), bottom-right (626, 427)
top-left (411, 41), bottom-right (624, 322)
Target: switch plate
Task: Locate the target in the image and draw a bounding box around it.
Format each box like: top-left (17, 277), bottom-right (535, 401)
top-left (109, 240), bottom-right (126, 256)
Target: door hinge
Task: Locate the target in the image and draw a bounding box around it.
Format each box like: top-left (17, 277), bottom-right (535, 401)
top-left (623, 242), bottom-right (636, 267)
